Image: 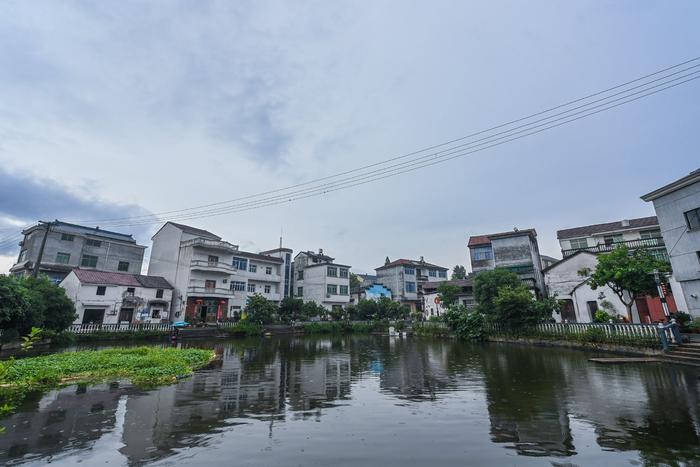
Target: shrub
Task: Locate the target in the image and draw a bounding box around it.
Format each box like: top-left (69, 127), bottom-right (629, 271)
top-left (671, 311), bottom-right (692, 328)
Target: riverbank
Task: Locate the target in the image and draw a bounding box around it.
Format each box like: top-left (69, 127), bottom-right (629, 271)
top-left (487, 335), bottom-right (665, 357)
top-left (0, 347), bottom-right (215, 417)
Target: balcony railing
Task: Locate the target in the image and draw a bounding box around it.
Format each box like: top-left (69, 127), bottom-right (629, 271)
top-left (562, 237), bottom-right (666, 257)
top-left (187, 286), bottom-right (234, 297)
top-left (190, 259), bottom-right (236, 273)
top-left (181, 237), bottom-right (239, 253)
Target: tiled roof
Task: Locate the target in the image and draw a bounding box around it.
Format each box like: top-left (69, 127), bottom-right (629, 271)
top-left (375, 258), bottom-right (448, 271)
top-left (556, 216), bottom-right (658, 240)
top-left (71, 269), bottom-right (172, 288)
top-left (468, 229), bottom-right (537, 247)
top-left (167, 222), bottom-right (221, 240)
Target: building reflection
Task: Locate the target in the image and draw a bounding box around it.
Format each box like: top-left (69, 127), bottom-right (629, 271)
top-left (1, 336), bottom-right (700, 465)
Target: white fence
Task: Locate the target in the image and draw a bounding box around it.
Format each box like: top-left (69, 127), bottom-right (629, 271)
top-left (68, 323), bottom-right (173, 334)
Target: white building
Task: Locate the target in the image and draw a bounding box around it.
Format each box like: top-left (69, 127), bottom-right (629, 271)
top-left (421, 278), bottom-right (475, 319)
top-left (375, 257), bottom-right (448, 311)
top-left (147, 222), bottom-right (289, 323)
top-left (556, 216), bottom-right (668, 261)
top-left (293, 249), bottom-right (351, 311)
top-left (643, 168), bottom-right (700, 317)
top-left (60, 269), bottom-right (173, 325)
top-left (543, 251), bottom-right (640, 323)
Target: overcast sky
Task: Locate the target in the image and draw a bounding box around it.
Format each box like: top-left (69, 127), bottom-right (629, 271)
top-left (1, 0), bottom-right (699, 275)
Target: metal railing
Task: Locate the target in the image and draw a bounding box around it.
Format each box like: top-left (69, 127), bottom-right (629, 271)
top-left (562, 237), bottom-right (666, 257)
top-left (486, 321), bottom-right (680, 349)
top-left (69, 323), bottom-right (173, 334)
top-left (190, 259), bottom-right (236, 272)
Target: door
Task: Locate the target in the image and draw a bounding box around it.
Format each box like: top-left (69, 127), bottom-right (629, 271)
top-left (586, 301), bottom-right (598, 321)
top-left (119, 308), bottom-right (134, 323)
top-left (83, 308), bottom-right (105, 324)
top-left (561, 299), bottom-right (576, 323)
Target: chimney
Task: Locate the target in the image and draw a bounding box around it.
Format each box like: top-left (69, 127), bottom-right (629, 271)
top-left (621, 219), bottom-right (630, 227)
top-left (420, 256), bottom-right (425, 263)
top-left (319, 248), bottom-right (323, 255)
top-left (385, 256), bottom-right (390, 265)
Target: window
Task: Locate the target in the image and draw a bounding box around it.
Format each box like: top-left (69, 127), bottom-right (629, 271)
top-left (405, 281), bottom-right (416, 293)
top-left (697, 251), bottom-right (700, 265)
top-left (603, 234), bottom-right (623, 246)
top-left (96, 286), bottom-right (106, 295)
top-left (339, 285), bottom-right (349, 295)
top-left (81, 254), bottom-right (98, 268)
top-left (61, 233), bottom-right (74, 241)
top-left (18, 249), bottom-right (27, 262)
top-left (230, 281), bottom-right (246, 292)
top-left (55, 252), bottom-right (70, 264)
top-left (339, 268), bottom-right (348, 278)
top-left (428, 269), bottom-right (437, 277)
top-left (151, 309), bottom-right (161, 319)
top-left (85, 239), bottom-right (101, 247)
top-left (327, 284), bottom-right (338, 295)
top-left (472, 247), bottom-right (493, 261)
top-left (650, 249), bottom-right (669, 262)
top-left (208, 255), bottom-right (219, 264)
top-left (684, 207), bottom-right (700, 230)
top-left (404, 267), bottom-right (415, 275)
top-left (297, 270), bottom-right (304, 280)
top-left (249, 264), bottom-right (257, 273)
top-left (327, 266), bottom-right (338, 277)
top-left (126, 287), bottom-right (135, 296)
top-left (156, 289), bottom-right (164, 298)
top-left (205, 280), bottom-right (216, 289)
top-left (264, 285), bottom-right (271, 294)
top-left (569, 238), bottom-right (589, 250)
top-left (586, 301), bottom-right (599, 321)
top-left (265, 266), bottom-right (272, 275)
top-left (232, 257), bottom-right (248, 270)
top-left (118, 261), bottom-right (129, 272)
top-left (297, 286), bottom-right (303, 297)
top-left (438, 270), bottom-right (447, 278)
top-left (247, 283), bottom-right (256, 293)
top-left (640, 229), bottom-right (661, 239)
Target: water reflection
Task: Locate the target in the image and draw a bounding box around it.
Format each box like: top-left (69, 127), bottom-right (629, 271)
top-left (1, 336), bottom-right (699, 465)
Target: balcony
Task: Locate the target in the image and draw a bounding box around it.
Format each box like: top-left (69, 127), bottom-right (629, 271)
top-left (190, 259), bottom-right (236, 274)
top-left (181, 237), bottom-right (239, 253)
top-left (562, 237), bottom-right (666, 258)
top-left (187, 286), bottom-right (234, 298)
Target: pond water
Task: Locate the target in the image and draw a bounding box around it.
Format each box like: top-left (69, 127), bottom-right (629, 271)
top-left (1, 335), bottom-right (699, 466)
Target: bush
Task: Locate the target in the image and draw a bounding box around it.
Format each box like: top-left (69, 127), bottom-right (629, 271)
top-left (443, 305), bottom-right (486, 340)
top-left (245, 295), bottom-right (277, 325)
top-left (671, 311), bottom-right (692, 328)
top-left (221, 321), bottom-right (263, 336)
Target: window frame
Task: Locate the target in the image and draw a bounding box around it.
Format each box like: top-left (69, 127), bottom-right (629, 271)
top-left (297, 286), bottom-right (303, 297)
top-left (156, 289), bottom-right (164, 298)
top-left (230, 281), bottom-right (246, 292)
top-left (428, 269), bottom-right (437, 277)
top-left (472, 247), bottom-right (493, 261)
top-left (249, 264), bottom-right (257, 273)
top-left (404, 267), bottom-right (415, 275)
top-left (339, 268), bottom-right (348, 278)
top-left (85, 239), bottom-right (102, 247)
top-left (117, 261), bottom-right (129, 272)
top-left (265, 266), bottom-right (273, 275)
top-left (327, 266), bottom-right (338, 277)
top-left (684, 207), bottom-right (700, 230)
top-left (55, 252), bottom-right (71, 264)
top-left (569, 238), bottom-right (589, 250)
top-left (327, 284), bottom-right (338, 295)
top-left (405, 281), bottom-right (416, 293)
top-left (339, 285), bottom-right (349, 295)
top-left (81, 254), bottom-right (98, 268)
top-left (297, 270), bottom-right (304, 280)
top-left (438, 270), bottom-right (447, 278)
top-left (96, 286), bottom-right (106, 296)
top-left (232, 257), bottom-right (248, 270)
top-left (61, 233), bottom-right (75, 242)
top-left (247, 282), bottom-right (256, 293)
top-left (264, 284), bottom-right (271, 294)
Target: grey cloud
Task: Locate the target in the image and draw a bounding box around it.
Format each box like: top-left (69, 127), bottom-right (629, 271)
top-left (0, 167), bottom-right (152, 255)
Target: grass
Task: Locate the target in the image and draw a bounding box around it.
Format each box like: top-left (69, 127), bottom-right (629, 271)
top-left (299, 321), bottom-right (392, 334)
top-left (218, 321), bottom-right (264, 336)
top-left (0, 347), bottom-right (214, 417)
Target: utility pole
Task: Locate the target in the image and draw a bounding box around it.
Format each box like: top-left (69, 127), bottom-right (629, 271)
top-left (32, 220), bottom-right (52, 278)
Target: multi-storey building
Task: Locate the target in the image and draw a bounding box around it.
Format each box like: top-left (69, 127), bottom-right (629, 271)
top-left (293, 249), bottom-right (351, 311)
top-left (60, 269), bottom-right (173, 325)
top-left (258, 246), bottom-right (294, 299)
top-left (556, 216), bottom-right (667, 261)
top-left (375, 257), bottom-right (448, 311)
top-left (643, 168), bottom-right (700, 317)
top-left (421, 277), bottom-right (475, 319)
top-left (468, 228), bottom-right (545, 297)
top-left (147, 222), bottom-right (288, 322)
top-left (10, 220), bottom-right (146, 283)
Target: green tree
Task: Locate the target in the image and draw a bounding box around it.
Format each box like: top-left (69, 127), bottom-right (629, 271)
top-left (24, 276), bottom-right (76, 332)
top-left (301, 301), bottom-right (327, 321)
top-left (451, 265), bottom-right (467, 280)
top-left (444, 305), bottom-right (486, 340)
top-left (491, 285), bottom-right (558, 329)
top-left (245, 295), bottom-right (277, 325)
top-left (350, 273), bottom-right (363, 290)
top-left (586, 246), bottom-right (670, 322)
top-left (355, 299), bottom-right (378, 320)
top-left (0, 275), bottom-right (31, 336)
top-left (436, 283), bottom-right (461, 308)
top-left (278, 297), bottom-right (304, 323)
top-left (473, 268), bottom-right (522, 312)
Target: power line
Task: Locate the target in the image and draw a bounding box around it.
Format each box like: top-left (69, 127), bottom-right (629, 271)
top-left (92, 73), bottom-right (700, 228)
top-left (65, 56), bottom-right (700, 226)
